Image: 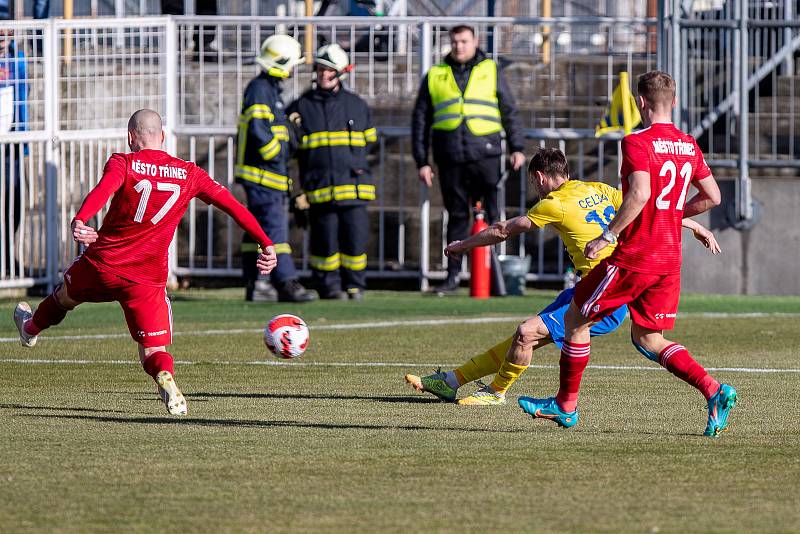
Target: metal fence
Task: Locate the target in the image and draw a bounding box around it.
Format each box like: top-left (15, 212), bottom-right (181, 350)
top-left (0, 14), bottom-right (691, 292)
top-left (661, 0), bottom-right (800, 224)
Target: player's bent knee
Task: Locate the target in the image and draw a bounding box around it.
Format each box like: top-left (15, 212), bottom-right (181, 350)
top-left (631, 334), bottom-right (659, 363)
top-left (515, 318), bottom-right (548, 346)
top-left (53, 284), bottom-right (78, 310)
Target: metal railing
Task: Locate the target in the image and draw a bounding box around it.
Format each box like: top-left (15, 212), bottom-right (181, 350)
top-left (0, 15), bottom-right (656, 291)
top-left (662, 0), bottom-right (800, 225)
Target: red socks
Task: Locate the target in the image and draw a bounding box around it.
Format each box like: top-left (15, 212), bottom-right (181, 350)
top-left (142, 351), bottom-right (175, 379)
top-left (555, 340), bottom-right (591, 413)
top-left (27, 293), bottom-right (70, 335)
top-left (659, 343), bottom-right (719, 400)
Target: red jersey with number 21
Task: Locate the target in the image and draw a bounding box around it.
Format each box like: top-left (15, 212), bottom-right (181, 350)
top-left (612, 123), bottom-right (712, 275)
top-left (77, 150), bottom-right (243, 287)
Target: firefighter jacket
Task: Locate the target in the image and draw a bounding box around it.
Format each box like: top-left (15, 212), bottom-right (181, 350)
top-left (235, 72), bottom-right (292, 194)
top-left (287, 85), bottom-right (377, 206)
top-left (411, 49), bottom-right (524, 167)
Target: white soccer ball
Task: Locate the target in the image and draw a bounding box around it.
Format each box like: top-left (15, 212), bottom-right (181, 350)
top-left (264, 314), bottom-right (309, 359)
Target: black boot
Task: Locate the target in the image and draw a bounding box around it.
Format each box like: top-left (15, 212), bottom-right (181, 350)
top-left (346, 288), bottom-right (365, 301)
top-left (433, 274), bottom-right (460, 294)
top-left (276, 279), bottom-right (317, 303)
top-left (318, 289), bottom-right (348, 300)
top-left (246, 279), bottom-right (278, 302)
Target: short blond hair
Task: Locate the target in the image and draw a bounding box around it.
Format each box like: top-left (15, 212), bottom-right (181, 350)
top-left (637, 71), bottom-right (676, 110)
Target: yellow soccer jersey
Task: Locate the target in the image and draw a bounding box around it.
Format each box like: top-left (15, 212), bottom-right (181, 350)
top-left (526, 180), bottom-right (623, 276)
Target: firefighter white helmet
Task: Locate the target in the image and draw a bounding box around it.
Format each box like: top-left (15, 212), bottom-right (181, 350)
top-left (314, 43), bottom-right (351, 75)
top-left (256, 34), bottom-right (304, 78)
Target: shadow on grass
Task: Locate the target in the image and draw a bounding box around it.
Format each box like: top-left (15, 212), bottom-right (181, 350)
top-left (17, 412), bottom-right (529, 434)
top-left (0, 403), bottom-right (129, 414)
top-left (189, 391), bottom-right (440, 404)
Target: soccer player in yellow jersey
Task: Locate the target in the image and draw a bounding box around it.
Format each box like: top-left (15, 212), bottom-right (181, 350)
top-left (404, 148), bottom-right (720, 405)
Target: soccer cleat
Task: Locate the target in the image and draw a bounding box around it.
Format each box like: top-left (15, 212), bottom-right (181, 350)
top-left (704, 384), bottom-right (737, 437)
top-left (518, 396), bottom-right (579, 428)
top-left (13, 302), bottom-right (37, 348)
top-left (457, 385), bottom-right (507, 406)
top-left (155, 371), bottom-right (187, 416)
top-left (404, 369), bottom-right (457, 402)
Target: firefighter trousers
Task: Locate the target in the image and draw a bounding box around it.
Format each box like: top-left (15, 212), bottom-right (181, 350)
top-left (241, 187), bottom-right (298, 285)
top-left (308, 203), bottom-right (368, 295)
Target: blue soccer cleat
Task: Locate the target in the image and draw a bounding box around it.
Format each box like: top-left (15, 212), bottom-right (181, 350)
top-left (704, 384), bottom-right (737, 437)
top-left (518, 396), bottom-right (579, 428)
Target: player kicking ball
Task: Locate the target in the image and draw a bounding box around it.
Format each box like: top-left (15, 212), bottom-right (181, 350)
top-left (13, 109), bottom-right (277, 416)
top-left (520, 71), bottom-right (737, 437)
top-left (405, 148), bottom-right (720, 406)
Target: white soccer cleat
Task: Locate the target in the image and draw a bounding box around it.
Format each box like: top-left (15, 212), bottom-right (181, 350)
top-left (13, 302), bottom-right (37, 348)
top-left (155, 371), bottom-right (187, 416)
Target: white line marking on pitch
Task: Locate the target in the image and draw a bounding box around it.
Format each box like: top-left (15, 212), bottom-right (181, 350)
top-left (1, 312), bottom-right (797, 344)
top-left (0, 358), bottom-right (797, 374)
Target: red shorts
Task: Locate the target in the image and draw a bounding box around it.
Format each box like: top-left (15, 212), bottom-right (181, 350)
top-left (63, 256), bottom-right (173, 347)
top-left (573, 259), bottom-right (681, 330)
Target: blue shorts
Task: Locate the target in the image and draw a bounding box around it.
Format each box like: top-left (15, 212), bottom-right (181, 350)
top-left (538, 287), bottom-right (628, 349)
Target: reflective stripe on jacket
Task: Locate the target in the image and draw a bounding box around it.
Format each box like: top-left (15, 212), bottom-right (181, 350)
top-left (235, 73), bottom-right (291, 192)
top-left (287, 86), bottom-right (376, 206)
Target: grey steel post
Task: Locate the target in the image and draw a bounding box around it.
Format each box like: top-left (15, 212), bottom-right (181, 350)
top-left (498, 137), bottom-right (507, 256)
top-left (656, 0), bottom-right (666, 71)
top-left (671, 0), bottom-right (681, 125)
top-left (419, 21), bottom-right (432, 291)
top-left (737, 0), bottom-right (752, 221)
top-left (44, 20), bottom-right (59, 293)
top-left (165, 18), bottom-right (180, 286)
top-left (784, 0), bottom-right (794, 76)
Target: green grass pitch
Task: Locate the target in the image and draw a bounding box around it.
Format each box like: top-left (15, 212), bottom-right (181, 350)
top-left (1, 289), bottom-right (799, 532)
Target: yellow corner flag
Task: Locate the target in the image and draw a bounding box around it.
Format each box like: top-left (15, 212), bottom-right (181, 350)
top-left (595, 72), bottom-right (642, 137)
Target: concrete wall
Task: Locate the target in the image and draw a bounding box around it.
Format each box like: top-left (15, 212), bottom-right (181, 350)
top-left (681, 178), bottom-right (800, 295)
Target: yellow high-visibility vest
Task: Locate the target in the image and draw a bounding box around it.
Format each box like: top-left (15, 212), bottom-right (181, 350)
top-left (427, 59), bottom-right (502, 136)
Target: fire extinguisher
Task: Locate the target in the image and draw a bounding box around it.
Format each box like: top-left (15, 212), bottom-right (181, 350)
top-left (470, 202), bottom-right (491, 299)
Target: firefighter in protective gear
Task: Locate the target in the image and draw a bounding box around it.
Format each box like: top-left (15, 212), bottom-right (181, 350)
top-left (411, 25), bottom-right (525, 293)
top-left (287, 43), bottom-right (377, 300)
top-left (236, 34), bottom-right (315, 302)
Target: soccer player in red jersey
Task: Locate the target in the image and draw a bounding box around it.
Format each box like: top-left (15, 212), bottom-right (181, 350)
top-left (12, 110), bottom-right (278, 416)
top-left (519, 71), bottom-right (737, 436)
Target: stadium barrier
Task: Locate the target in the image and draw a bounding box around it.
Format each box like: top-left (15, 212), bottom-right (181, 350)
top-left (0, 11), bottom-right (796, 291)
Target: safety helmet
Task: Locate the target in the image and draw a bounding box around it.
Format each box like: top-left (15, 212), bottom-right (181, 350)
top-left (314, 43), bottom-right (351, 76)
top-left (256, 34), bottom-right (304, 78)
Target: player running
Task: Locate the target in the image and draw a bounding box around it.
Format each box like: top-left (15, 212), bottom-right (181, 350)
top-left (12, 109), bottom-right (277, 416)
top-left (404, 148), bottom-right (720, 405)
top-left (520, 71), bottom-right (736, 437)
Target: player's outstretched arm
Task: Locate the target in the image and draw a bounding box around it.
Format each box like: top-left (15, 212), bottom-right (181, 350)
top-left (683, 174), bottom-right (722, 218)
top-left (681, 218), bottom-right (721, 254)
top-left (445, 215), bottom-right (532, 257)
top-left (201, 185), bottom-right (274, 254)
top-left (72, 154), bottom-right (127, 235)
top-left (585, 170), bottom-right (650, 259)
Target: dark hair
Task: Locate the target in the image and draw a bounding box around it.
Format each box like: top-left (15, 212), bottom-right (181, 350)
top-left (448, 25), bottom-right (475, 37)
top-left (637, 70), bottom-right (676, 109)
top-left (528, 148), bottom-right (570, 179)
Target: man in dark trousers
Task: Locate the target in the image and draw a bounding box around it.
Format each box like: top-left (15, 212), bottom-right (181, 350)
top-left (412, 24), bottom-right (525, 293)
top-left (235, 34), bottom-right (315, 302)
top-left (287, 43), bottom-right (377, 300)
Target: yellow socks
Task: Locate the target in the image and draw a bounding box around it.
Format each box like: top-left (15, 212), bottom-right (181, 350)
top-left (490, 360), bottom-right (529, 395)
top-left (454, 336), bottom-right (513, 385)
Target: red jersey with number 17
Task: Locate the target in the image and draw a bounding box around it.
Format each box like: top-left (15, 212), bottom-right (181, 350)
top-left (76, 149), bottom-right (269, 287)
top-left (611, 123), bottom-right (712, 275)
